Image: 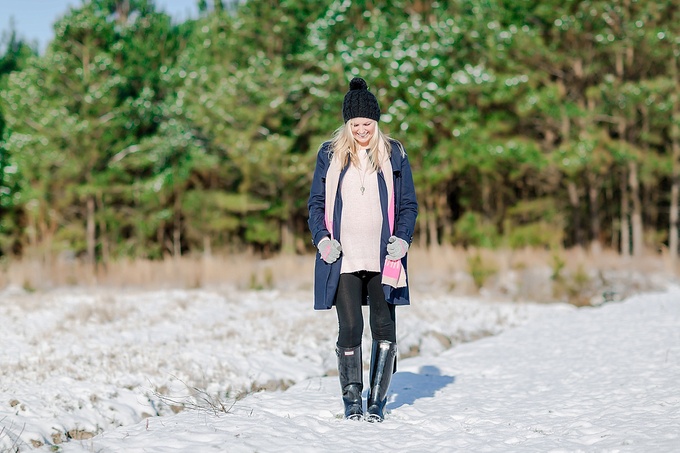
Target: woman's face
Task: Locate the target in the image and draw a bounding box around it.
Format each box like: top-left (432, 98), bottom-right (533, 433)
top-left (349, 117), bottom-right (376, 147)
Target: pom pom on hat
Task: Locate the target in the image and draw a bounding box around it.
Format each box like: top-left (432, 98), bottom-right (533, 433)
top-left (342, 77), bottom-right (381, 122)
top-left (349, 78), bottom-right (368, 91)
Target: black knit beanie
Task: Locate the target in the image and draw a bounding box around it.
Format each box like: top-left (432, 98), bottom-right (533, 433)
top-left (342, 77), bottom-right (381, 123)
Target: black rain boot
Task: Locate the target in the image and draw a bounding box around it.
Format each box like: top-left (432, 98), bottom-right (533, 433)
top-left (336, 344), bottom-right (363, 420)
top-left (366, 340), bottom-right (398, 422)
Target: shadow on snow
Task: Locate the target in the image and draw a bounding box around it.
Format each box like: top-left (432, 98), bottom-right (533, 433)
top-left (388, 365), bottom-right (455, 410)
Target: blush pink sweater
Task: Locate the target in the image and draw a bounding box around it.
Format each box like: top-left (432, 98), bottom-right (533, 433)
top-left (340, 150), bottom-right (383, 274)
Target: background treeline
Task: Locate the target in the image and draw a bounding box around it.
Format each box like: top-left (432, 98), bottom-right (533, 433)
top-left (0, 0), bottom-right (678, 267)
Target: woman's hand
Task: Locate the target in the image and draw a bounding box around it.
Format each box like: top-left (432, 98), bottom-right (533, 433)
top-left (386, 235), bottom-right (409, 260)
top-left (318, 237), bottom-right (342, 263)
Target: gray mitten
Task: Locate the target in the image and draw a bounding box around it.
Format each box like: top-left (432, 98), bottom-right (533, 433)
top-left (386, 235), bottom-right (409, 260)
top-left (318, 237), bottom-right (342, 264)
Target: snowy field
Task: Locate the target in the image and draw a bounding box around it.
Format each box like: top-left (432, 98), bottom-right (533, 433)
top-left (1, 283), bottom-right (679, 452)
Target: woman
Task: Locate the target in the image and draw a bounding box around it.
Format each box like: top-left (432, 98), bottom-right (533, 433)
top-left (307, 77), bottom-right (418, 422)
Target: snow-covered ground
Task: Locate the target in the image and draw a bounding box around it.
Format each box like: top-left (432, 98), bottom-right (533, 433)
top-left (1, 284), bottom-right (679, 452)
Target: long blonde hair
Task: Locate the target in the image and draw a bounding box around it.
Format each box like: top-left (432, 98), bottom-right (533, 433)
top-left (330, 121), bottom-right (399, 171)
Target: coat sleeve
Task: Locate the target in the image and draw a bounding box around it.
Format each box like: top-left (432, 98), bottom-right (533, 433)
top-left (307, 143), bottom-right (331, 247)
top-left (394, 146), bottom-right (418, 245)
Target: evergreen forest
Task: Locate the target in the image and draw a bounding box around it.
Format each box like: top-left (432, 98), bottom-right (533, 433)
top-left (1, 0), bottom-right (679, 267)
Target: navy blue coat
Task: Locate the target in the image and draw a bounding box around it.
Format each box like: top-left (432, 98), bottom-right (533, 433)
top-left (307, 139), bottom-right (419, 310)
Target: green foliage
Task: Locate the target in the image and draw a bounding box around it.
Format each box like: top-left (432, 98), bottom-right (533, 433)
top-left (467, 253), bottom-right (497, 290)
top-left (0, 0), bottom-right (679, 261)
top-left (552, 264), bottom-right (594, 306)
top-left (454, 212), bottom-right (499, 248)
top-left (505, 222), bottom-right (563, 249)
top-left (0, 27), bottom-right (34, 257)
top-left (249, 267), bottom-right (274, 291)
top-left (504, 198), bottom-right (565, 249)
top-left (550, 252), bottom-right (566, 282)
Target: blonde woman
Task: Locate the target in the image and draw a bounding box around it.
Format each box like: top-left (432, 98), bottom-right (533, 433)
top-left (307, 77), bottom-right (418, 422)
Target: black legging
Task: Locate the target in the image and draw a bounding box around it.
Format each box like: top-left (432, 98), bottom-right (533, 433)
top-left (335, 271), bottom-right (396, 348)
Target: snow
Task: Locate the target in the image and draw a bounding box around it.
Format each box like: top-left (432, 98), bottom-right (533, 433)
top-left (1, 284), bottom-right (679, 452)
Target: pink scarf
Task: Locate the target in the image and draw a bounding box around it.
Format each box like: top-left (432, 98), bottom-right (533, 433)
top-left (325, 152), bottom-right (406, 288)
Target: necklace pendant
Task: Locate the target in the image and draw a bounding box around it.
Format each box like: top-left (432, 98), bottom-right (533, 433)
top-left (360, 186), bottom-right (365, 195)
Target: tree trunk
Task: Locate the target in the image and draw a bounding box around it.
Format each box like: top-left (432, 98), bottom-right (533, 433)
top-left (115, 0), bottom-right (130, 24)
top-left (27, 209), bottom-right (37, 250)
top-left (587, 172), bottom-right (601, 254)
top-left (173, 191), bottom-right (182, 258)
top-left (426, 193), bottom-right (438, 248)
top-left (620, 169), bottom-right (630, 257)
top-left (670, 48), bottom-right (680, 261)
top-left (614, 19), bottom-right (632, 257)
top-left (157, 221), bottom-right (165, 255)
top-left (628, 160), bottom-right (643, 257)
top-left (418, 203), bottom-right (427, 249)
top-left (437, 191), bottom-right (452, 243)
top-left (639, 106), bottom-right (658, 249)
top-left (481, 174), bottom-right (491, 218)
top-left (86, 196), bottom-right (96, 267)
top-left (280, 217), bottom-right (295, 254)
top-left (567, 181), bottom-right (582, 247)
top-left (280, 192), bottom-right (295, 254)
top-left (670, 176), bottom-right (678, 259)
top-left (203, 235), bottom-right (212, 258)
top-left (97, 192), bottom-right (109, 267)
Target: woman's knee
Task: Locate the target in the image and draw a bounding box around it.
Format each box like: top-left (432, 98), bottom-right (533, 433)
top-left (369, 319), bottom-right (395, 342)
top-left (338, 321), bottom-right (364, 347)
